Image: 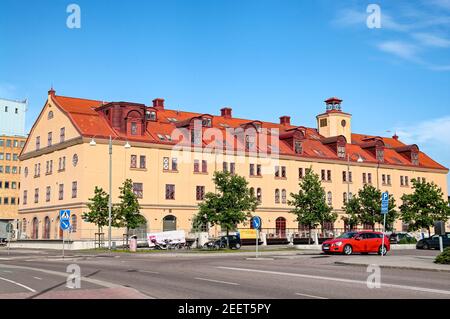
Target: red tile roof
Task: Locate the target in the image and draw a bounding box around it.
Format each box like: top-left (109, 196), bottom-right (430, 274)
top-left (51, 94), bottom-right (448, 171)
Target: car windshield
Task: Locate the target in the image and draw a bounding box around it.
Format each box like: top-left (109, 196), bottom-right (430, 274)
top-left (337, 232), bottom-right (357, 239)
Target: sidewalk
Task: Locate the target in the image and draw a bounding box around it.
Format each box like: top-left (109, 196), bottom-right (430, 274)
top-left (335, 255), bottom-right (450, 272)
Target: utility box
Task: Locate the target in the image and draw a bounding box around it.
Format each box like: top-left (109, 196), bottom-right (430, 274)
top-left (129, 236), bottom-right (137, 252)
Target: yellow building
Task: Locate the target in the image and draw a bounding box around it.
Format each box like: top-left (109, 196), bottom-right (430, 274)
top-left (18, 90), bottom-right (449, 242)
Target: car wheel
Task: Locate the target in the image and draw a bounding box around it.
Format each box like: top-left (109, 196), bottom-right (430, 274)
top-left (234, 243), bottom-right (241, 249)
top-left (378, 245), bottom-right (387, 256)
top-left (423, 243), bottom-right (429, 250)
top-left (343, 245), bottom-right (353, 255)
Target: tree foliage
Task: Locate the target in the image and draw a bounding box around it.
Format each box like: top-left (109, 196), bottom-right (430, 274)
top-left (193, 171), bottom-right (259, 235)
top-left (288, 168), bottom-right (337, 239)
top-left (400, 179), bottom-right (450, 235)
top-left (82, 186), bottom-right (118, 234)
top-left (115, 179), bottom-right (146, 236)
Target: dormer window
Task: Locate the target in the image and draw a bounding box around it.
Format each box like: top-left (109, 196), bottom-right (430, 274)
top-left (146, 111), bottom-right (157, 121)
top-left (294, 140), bottom-right (303, 154)
top-left (191, 129), bottom-right (202, 145)
top-left (131, 122), bottom-right (138, 135)
top-left (376, 149), bottom-right (384, 162)
top-left (245, 135), bottom-right (255, 151)
top-left (411, 152), bottom-right (419, 166)
top-left (202, 117), bottom-right (212, 127)
top-left (337, 145), bottom-right (346, 158)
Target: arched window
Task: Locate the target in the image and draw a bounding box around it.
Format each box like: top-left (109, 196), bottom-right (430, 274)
top-left (275, 189), bottom-right (280, 203)
top-left (32, 217), bottom-right (39, 239)
top-left (43, 216), bottom-right (50, 239)
top-left (71, 215), bottom-right (77, 233)
top-left (343, 192), bottom-right (348, 205)
top-left (163, 215), bottom-right (177, 232)
top-left (327, 191), bottom-right (332, 206)
top-left (22, 218), bottom-right (27, 234)
top-left (275, 217), bottom-right (286, 238)
top-left (281, 189), bottom-right (287, 204)
top-left (256, 188), bottom-right (262, 202)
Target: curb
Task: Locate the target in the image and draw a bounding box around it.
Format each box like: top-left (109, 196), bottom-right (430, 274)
top-left (334, 261), bottom-right (450, 273)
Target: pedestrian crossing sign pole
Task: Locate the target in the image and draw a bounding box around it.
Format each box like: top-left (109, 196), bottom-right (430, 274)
top-left (60, 210), bottom-right (71, 258)
top-left (381, 192), bottom-right (389, 257)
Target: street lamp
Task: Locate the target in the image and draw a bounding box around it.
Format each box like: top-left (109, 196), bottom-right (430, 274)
top-left (90, 135), bottom-right (131, 250)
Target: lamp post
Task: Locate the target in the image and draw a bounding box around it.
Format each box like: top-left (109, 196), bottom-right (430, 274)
top-left (90, 136), bottom-right (131, 250)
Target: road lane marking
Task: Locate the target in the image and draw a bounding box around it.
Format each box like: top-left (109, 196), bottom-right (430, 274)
top-left (33, 277), bottom-right (42, 280)
top-left (194, 277), bottom-right (240, 286)
top-left (0, 276), bottom-right (36, 292)
top-left (217, 266), bottom-right (450, 296)
top-left (295, 292), bottom-right (327, 299)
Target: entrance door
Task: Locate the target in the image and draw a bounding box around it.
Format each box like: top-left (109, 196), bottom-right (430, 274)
top-left (275, 217), bottom-right (286, 238)
top-left (163, 215), bottom-right (176, 232)
top-left (32, 218), bottom-right (39, 239)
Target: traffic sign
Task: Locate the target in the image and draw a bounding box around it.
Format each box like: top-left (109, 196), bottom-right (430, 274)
top-left (60, 210), bottom-right (71, 230)
top-left (251, 216), bottom-right (262, 230)
top-left (381, 192), bottom-right (389, 214)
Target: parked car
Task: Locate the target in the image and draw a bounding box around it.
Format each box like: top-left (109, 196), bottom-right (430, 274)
top-left (416, 232), bottom-right (450, 250)
top-left (203, 235), bottom-right (242, 249)
top-left (322, 231), bottom-right (390, 255)
top-left (389, 232), bottom-right (416, 244)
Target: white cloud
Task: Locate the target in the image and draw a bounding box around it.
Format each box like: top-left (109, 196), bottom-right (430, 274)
top-left (332, 8), bottom-right (366, 27)
top-left (395, 116), bottom-right (450, 147)
top-left (412, 32), bottom-right (450, 48)
top-left (377, 41), bottom-right (420, 61)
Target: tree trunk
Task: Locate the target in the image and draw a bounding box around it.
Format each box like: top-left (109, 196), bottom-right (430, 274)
top-left (226, 228), bottom-right (229, 248)
top-left (308, 226), bottom-right (312, 245)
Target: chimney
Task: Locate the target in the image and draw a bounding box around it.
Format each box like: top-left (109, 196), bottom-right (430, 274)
top-left (152, 98), bottom-right (165, 110)
top-left (220, 107), bottom-right (232, 118)
top-left (279, 116), bottom-right (291, 126)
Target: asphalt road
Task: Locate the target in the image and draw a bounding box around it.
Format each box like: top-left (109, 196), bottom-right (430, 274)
top-left (0, 248), bottom-right (448, 299)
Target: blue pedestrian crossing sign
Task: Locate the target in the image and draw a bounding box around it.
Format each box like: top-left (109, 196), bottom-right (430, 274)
top-left (60, 210), bottom-right (71, 230)
top-left (251, 216), bottom-right (262, 230)
top-left (381, 192), bottom-right (389, 215)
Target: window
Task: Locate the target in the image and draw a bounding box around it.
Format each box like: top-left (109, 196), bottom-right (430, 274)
top-left (343, 192), bottom-right (348, 204)
top-left (47, 132), bottom-right (52, 147)
top-left (327, 191), bottom-right (332, 206)
top-left (337, 146), bottom-right (346, 158)
top-left (36, 136), bottom-right (40, 150)
top-left (59, 184), bottom-right (64, 200)
top-left (256, 188), bottom-right (262, 202)
top-left (132, 183), bottom-right (143, 198)
top-left (5, 182), bottom-right (9, 189)
top-left (12, 153), bottom-right (18, 161)
top-left (196, 186), bottom-right (205, 200)
top-left (163, 157), bottom-right (170, 170)
top-left (0, 166), bottom-right (3, 173)
top-left (411, 152), bottom-right (419, 166)
top-left (193, 159), bottom-right (199, 173)
top-left (320, 118), bottom-right (327, 127)
top-left (46, 186), bottom-right (51, 202)
top-left (230, 162), bottom-right (236, 175)
top-left (58, 156), bottom-right (66, 171)
top-left (130, 155), bottom-right (137, 168)
top-left (140, 155), bottom-right (146, 169)
top-left (281, 189), bottom-right (287, 204)
top-left (382, 174), bottom-right (386, 185)
top-left (6, 139), bottom-right (11, 147)
top-left (34, 188), bottom-right (39, 203)
top-left (60, 127), bottom-right (65, 143)
top-left (22, 218), bottom-right (27, 233)
top-left (6, 153), bottom-right (11, 160)
top-left (275, 166), bottom-right (280, 178)
top-left (48, 111), bottom-right (54, 119)
top-left (0, 140), bottom-right (3, 147)
top-left (72, 154), bottom-right (78, 167)
top-left (46, 160), bottom-right (53, 175)
top-left (5, 166), bottom-right (10, 174)
top-left (24, 167), bottom-right (28, 177)
top-left (131, 122), bottom-right (138, 135)
top-left (405, 176), bottom-right (409, 186)
top-left (275, 189), bottom-right (280, 203)
top-left (71, 215), bottom-right (78, 233)
top-left (72, 181), bottom-right (78, 198)
top-left (294, 140), bottom-right (303, 154)
top-left (387, 175), bottom-right (391, 185)
top-left (400, 176), bottom-right (404, 186)
top-left (368, 173), bottom-right (372, 184)
top-left (250, 164), bottom-right (255, 176)
top-left (299, 168), bottom-right (304, 179)
top-left (348, 172), bottom-right (352, 182)
top-left (0, 153), bottom-right (3, 160)
top-left (327, 170), bottom-right (331, 181)
top-left (23, 191), bottom-right (27, 205)
top-left (172, 158), bottom-right (178, 171)
top-left (223, 162), bottom-right (228, 172)
top-left (245, 135), bottom-right (255, 151)
top-left (165, 184), bottom-right (175, 200)
top-left (146, 111), bottom-right (157, 121)
top-left (12, 166), bottom-right (17, 174)
top-left (34, 163), bottom-right (41, 177)
top-left (376, 149), bottom-right (384, 162)
top-left (281, 166), bottom-right (286, 178)
top-left (321, 169), bottom-right (326, 181)
top-left (363, 173), bottom-right (367, 184)
top-left (13, 140), bottom-right (18, 147)
top-left (201, 160), bottom-right (207, 173)
top-left (342, 171), bottom-right (347, 182)
top-left (257, 164), bottom-right (262, 176)
top-left (4, 197), bottom-right (8, 205)
top-left (12, 182), bottom-right (17, 189)
top-left (202, 117), bottom-right (212, 127)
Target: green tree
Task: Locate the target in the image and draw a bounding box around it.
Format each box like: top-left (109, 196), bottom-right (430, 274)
top-left (400, 179), bottom-right (450, 236)
top-left (115, 179), bottom-right (146, 241)
top-left (341, 196), bottom-right (360, 231)
top-left (288, 168), bottom-right (337, 243)
top-left (356, 184), bottom-right (398, 231)
top-left (82, 186), bottom-right (118, 235)
top-left (192, 171), bottom-right (259, 240)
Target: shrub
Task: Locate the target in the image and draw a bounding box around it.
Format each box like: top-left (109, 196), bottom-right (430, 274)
top-left (434, 247), bottom-right (450, 264)
top-left (398, 237), bottom-right (417, 244)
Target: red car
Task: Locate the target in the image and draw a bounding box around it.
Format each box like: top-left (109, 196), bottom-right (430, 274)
top-left (322, 231), bottom-right (390, 255)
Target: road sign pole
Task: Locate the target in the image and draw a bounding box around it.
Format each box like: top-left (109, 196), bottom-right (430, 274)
top-left (62, 229), bottom-right (65, 259)
top-left (381, 213), bottom-right (387, 257)
top-left (256, 229), bottom-right (259, 258)
top-left (439, 235), bottom-right (444, 253)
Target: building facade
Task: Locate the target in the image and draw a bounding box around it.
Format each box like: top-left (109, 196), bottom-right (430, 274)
top-left (0, 97), bottom-right (27, 238)
top-left (18, 90), bottom-right (449, 241)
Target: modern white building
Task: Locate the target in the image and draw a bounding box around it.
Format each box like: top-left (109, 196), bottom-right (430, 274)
top-left (0, 97), bottom-right (27, 137)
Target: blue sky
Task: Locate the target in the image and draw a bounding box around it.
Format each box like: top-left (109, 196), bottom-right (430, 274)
top-left (1, 0), bottom-right (449, 186)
